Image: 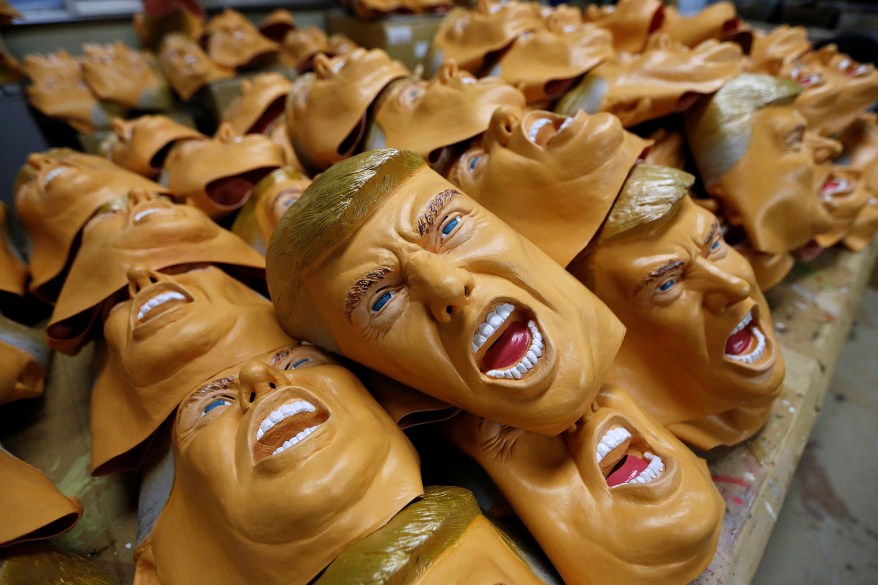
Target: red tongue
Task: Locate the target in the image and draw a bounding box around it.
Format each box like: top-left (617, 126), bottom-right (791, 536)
top-left (725, 326), bottom-right (752, 356)
top-left (607, 455), bottom-right (649, 487)
top-left (482, 321), bottom-right (531, 371)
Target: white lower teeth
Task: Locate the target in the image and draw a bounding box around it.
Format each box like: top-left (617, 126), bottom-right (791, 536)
top-left (622, 452), bottom-right (664, 486)
top-left (133, 208), bottom-right (161, 222)
top-left (270, 425), bottom-right (319, 456)
top-left (486, 320), bottom-right (543, 379)
top-left (726, 326), bottom-right (766, 364)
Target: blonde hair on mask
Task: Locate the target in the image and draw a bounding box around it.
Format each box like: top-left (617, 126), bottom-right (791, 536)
top-left (571, 164), bottom-right (693, 286)
top-left (266, 148), bottom-right (425, 349)
top-left (685, 74), bottom-right (802, 187)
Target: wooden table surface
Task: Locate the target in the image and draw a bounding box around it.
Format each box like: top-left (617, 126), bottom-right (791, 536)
top-left (694, 239), bottom-right (878, 585)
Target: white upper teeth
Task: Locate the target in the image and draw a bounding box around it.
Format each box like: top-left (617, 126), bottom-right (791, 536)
top-left (256, 400), bottom-right (316, 441)
top-left (726, 326), bottom-right (766, 364)
top-left (133, 207), bottom-right (162, 223)
top-left (271, 425), bottom-right (319, 456)
top-left (729, 311), bottom-right (753, 336)
top-left (526, 118), bottom-right (553, 143)
top-left (621, 452), bottom-right (665, 486)
top-left (596, 426), bottom-right (632, 463)
top-left (136, 291), bottom-right (187, 321)
top-left (821, 178), bottom-right (850, 199)
top-left (472, 303), bottom-right (514, 353)
top-left (486, 320), bottom-right (544, 380)
top-left (42, 166), bottom-right (66, 187)
top-left (558, 117), bottom-right (573, 133)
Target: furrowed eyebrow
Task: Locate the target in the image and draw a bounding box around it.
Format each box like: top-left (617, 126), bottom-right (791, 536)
top-left (634, 259), bottom-right (685, 295)
top-left (416, 189), bottom-right (459, 237)
top-left (271, 347), bottom-right (293, 365)
top-left (703, 220), bottom-right (720, 247)
top-left (345, 266), bottom-right (392, 322)
top-left (182, 376), bottom-right (236, 409)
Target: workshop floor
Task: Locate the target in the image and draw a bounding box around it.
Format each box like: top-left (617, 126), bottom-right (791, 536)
top-left (753, 285), bottom-right (878, 585)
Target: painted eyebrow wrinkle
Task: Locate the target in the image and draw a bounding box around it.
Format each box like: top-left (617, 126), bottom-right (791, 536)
top-left (183, 376), bottom-right (236, 409)
top-left (704, 220), bottom-right (720, 247)
top-left (345, 266), bottom-right (392, 322)
top-left (271, 347), bottom-right (292, 365)
top-left (416, 188), bottom-right (459, 237)
top-left (634, 259), bottom-right (685, 295)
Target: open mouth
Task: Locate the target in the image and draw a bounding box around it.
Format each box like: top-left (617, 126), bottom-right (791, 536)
top-left (791, 65), bottom-right (821, 88)
top-left (133, 282), bottom-right (193, 324)
top-left (523, 113), bottom-right (578, 149)
top-left (131, 200), bottom-right (176, 224)
top-left (42, 165), bottom-right (68, 188)
top-left (472, 302), bottom-right (544, 380)
top-left (820, 174), bottom-right (852, 200)
top-left (724, 308), bottom-right (768, 365)
top-left (205, 167), bottom-right (276, 208)
top-left (543, 78), bottom-right (576, 100)
top-left (253, 398), bottom-right (330, 462)
top-left (838, 58), bottom-right (869, 77)
top-left (149, 141), bottom-right (177, 171)
top-left (249, 95), bottom-right (287, 135)
top-left (260, 23), bottom-right (294, 43)
top-left (722, 17), bottom-right (740, 34)
top-left (596, 425), bottom-right (665, 487)
top-left (338, 116), bottom-right (367, 157)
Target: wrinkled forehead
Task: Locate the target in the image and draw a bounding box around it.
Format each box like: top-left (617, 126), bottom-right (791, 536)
top-left (367, 169), bottom-right (465, 237)
top-left (594, 202), bottom-right (705, 269)
top-left (749, 105), bottom-right (806, 144)
top-left (309, 170), bottom-right (467, 279)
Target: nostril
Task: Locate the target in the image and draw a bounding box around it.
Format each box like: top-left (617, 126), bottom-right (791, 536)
top-left (445, 305), bottom-right (453, 315)
top-left (464, 285), bottom-right (471, 297)
top-left (249, 392), bottom-right (256, 403)
top-left (269, 382), bottom-right (276, 390)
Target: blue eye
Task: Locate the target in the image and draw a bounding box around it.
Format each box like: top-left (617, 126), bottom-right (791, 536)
top-left (441, 217), bottom-right (460, 238)
top-left (202, 398), bottom-right (231, 416)
top-left (468, 156), bottom-right (480, 171)
top-left (710, 239), bottom-right (721, 251)
top-left (657, 278), bottom-right (677, 293)
top-left (289, 358), bottom-right (310, 369)
top-left (370, 290), bottom-right (394, 314)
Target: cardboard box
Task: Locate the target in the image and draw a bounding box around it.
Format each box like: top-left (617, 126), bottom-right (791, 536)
top-left (327, 11), bottom-right (444, 71)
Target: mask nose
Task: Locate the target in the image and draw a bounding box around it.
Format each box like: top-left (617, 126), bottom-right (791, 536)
top-left (804, 131), bottom-right (843, 163)
top-left (27, 153), bottom-right (55, 172)
top-left (126, 264), bottom-right (161, 296)
top-left (408, 252), bottom-right (475, 323)
top-left (696, 257), bottom-right (751, 313)
top-left (237, 360), bottom-right (286, 413)
top-left (127, 188), bottom-right (159, 207)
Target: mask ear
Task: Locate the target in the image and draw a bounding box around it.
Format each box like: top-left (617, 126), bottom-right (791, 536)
top-left (134, 539), bottom-right (163, 585)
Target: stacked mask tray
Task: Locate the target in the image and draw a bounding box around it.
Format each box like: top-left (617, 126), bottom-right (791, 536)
top-left (1, 240), bottom-right (876, 584)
